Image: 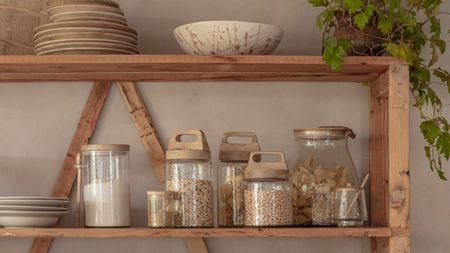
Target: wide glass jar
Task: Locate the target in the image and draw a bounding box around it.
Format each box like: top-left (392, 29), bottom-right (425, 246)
top-left (218, 132), bottom-right (260, 227)
top-left (290, 127), bottom-right (359, 226)
top-left (244, 152), bottom-right (293, 227)
top-left (165, 129), bottom-right (213, 227)
top-left (81, 144), bottom-right (131, 227)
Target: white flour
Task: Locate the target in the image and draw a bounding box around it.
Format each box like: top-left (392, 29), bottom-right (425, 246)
top-left (83, 180), bottom-right (130, 227)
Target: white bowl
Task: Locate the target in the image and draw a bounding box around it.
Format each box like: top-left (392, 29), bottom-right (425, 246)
top-left (173, 20), bottom-right (283, 55)
top-left (0, 210), bottom-right (67, 227)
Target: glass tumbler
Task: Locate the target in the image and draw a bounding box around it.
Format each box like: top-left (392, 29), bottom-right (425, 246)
top-left (147, 191), bottom-right (175, 228)
top-left (333, 185), bottom-right (368, 227)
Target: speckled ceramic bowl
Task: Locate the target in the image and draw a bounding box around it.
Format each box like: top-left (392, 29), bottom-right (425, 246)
top-left (173, 21), bottom-right (283, 55)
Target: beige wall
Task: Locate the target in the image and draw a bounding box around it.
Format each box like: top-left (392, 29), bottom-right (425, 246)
top-left (1, 1), bottom-right (449, 252)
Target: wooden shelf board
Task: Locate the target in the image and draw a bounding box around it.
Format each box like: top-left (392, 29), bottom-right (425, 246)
top-left (0, 227), bottom-right (406, 238)
top-left (0, 55), bottom-right (402, 82)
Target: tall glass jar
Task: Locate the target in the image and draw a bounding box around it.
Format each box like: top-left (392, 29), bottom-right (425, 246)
top-left (244, 152), bottom-right (293, 227)
top-left (165, 129), bottom-right (214, 227)
top-left (218, 132), bottom-right (260, 227)
top-left (81, 144), bottom-right (131, 227)
top-left (290, 127), bottom-right (359, 226)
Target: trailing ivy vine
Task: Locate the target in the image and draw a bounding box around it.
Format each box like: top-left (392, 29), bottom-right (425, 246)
top-left (309, 0), bottom-right (450, 180)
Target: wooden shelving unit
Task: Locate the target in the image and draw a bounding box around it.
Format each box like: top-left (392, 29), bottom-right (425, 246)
top-left (0, 55), bottom-right (410, 253)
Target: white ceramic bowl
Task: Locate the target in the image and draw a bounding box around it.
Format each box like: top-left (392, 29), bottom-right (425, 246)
top-left (0, 210), bottom-right (67, 227)
top-left (173, 20), bottom-right (283, 55)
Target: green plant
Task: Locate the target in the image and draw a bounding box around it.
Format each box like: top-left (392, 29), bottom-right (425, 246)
top-left (309, 0), bottom-right (450, 180)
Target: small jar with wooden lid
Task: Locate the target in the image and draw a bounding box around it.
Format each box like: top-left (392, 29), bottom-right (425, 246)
top-left (244, 152), bottom-right (293, 227)
top-left (218, 132), bottom-right (260, 227)
top-left (164, 129), bottom-right (213, 227)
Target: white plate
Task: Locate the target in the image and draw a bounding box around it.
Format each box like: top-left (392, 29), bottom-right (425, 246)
top-left (0, 196), bottom-right (69, 201)
top-left (0, 210), bottom-right (67, 227)
top-left (0, 205), bottom-right (67, 211)
top-left (0, 199), bottom-right (70, 206)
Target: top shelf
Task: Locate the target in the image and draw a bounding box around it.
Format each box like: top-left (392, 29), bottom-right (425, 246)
top-left (0, 55), bottom-right (403, 83)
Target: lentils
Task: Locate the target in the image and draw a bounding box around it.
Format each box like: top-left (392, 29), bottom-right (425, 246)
top-left (244, 185), bottom-right (293, 227)
top-left (166, 179), bottom-right (213, 227)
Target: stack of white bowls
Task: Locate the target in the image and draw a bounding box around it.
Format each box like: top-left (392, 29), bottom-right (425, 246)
top-left (33, 0), bottom-right (138, 55)
top-left (0, 196), bottom-right (69, 227)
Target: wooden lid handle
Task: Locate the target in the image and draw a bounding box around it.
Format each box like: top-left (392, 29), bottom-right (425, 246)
top-left (166, 129), bottom-right (211, 160)
top-left (219, 132), bottom-right (260, 162)
top-left (246, 151), bottom-right (287, 171)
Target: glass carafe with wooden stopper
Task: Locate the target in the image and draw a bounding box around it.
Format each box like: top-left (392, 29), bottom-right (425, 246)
top-left (290, 127), bottom-right (359, 226)
top-left (164, 129), bottom-right (214, 228)
top-left (218, 132), bottom-right (260, 227)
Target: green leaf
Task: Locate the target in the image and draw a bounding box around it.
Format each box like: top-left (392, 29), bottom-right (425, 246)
top-left (378, 17), bottom-right (394, 34)
top-left (436, 133), bottom-right (450, 160)
top-left (434, 68), bottom-right (450, 92)
top-left (420, 120), bottom-right (441, 144)
top-left (308, 0), bottom-right (328, 7)
top-left (385, 42), bottom-right (416, 65)
top-left (354, 5), bottom-right (375, 30)
top-left (437, 170), bottom-right (447, 181)
top-left (344, 0), bottom-right (363, 14)
top-left (316, 9), bottom-right (334, 29)
top-left (323, 37), bottom-right (352, 71)
top-left (424, 146), bottom-right (433, 171)
top-left (430, 17), bottom-right (441, 38)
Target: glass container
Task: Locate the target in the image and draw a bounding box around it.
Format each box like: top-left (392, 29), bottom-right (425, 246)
top-left (165, 129), bottom-right (214, 228)
top-left (290, 127), bottom-right (359, 226)
top-left (81, 144), bottom-right (131, 227)
top-left (333, 185), bottom-right (367, 227)
top-left (218, 132), bottom-right (260, 227)
top-left (147, 191), bottom-right (175, 228)
top-left (244, 152), bottom-right (293, 227)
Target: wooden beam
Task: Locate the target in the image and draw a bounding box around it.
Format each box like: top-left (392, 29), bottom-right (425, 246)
top-left (369, 63), bottom-right (410, 253)
top-left (0, 55), bottom-right (398, 82)
top-left (117, 82), bottom-right (208, 253)
top-left (30, 81), bottom-right (112, 253)
top-left (0, 227), bottom-right (400, 238)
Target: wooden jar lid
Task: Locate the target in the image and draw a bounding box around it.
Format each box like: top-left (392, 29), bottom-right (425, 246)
top-left (81, 144), bottom-right (130, 151)
top-left (244, 152), bottom-right (289, 180)
top-left (294, 126), bottom-right (356, 140)
top-left (219, 132), bottom-right (260, 162)
top-left (166, 129), bottom-right (211, 161)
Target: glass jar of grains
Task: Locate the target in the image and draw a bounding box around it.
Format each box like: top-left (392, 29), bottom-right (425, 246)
top-left (165, 129), bottom-right (214, 227)
top-left (290, 127), bottom-right (360, 226)
top-left (218, 132), bottom-right (260, 227)
top-left (244, 152), bottom-right (293, 227)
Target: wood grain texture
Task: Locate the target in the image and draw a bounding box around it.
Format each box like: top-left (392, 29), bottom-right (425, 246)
top-left (117, 82), bottom-right (208, 253)
top-left (369, 63), bottom-right (410, 253)
top-left (30, 82), bottom-right (112, 253)
top-left (0, 227), bottom-right (400, 238)
top-left (0, 55), bottom-right (400, 82)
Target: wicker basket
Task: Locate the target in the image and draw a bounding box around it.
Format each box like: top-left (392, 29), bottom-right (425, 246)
top-left (0, 0), bottom-right (48, 55)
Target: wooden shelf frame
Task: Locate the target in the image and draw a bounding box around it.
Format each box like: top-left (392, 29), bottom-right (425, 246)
top-left (0, 227), bottom-right (408, 238)
top-left (0, 55), bottom-right (410, 253)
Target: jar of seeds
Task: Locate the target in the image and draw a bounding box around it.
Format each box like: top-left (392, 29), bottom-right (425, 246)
top-left (165, 129), bottom-right (214, 228)
top-left (218, 132), bottom-right (260, 227)
top-left (290, 127), bottom-right (360, 226)
top-left (244, 152), bottom-right (293, 227)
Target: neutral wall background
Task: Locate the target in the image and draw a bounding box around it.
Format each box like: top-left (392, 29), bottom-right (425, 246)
top-left (1, 0), bottom-right (449, 252)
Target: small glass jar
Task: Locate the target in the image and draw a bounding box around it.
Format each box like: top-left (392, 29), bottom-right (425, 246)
top-left (147, 191), bottom-right (175, 228)
top-left (244, 152), bottom-right (293, 227)
top-left (290, 127), bottom-right (359, 226)
top-left (81, 144), bottom-right (131, 227)
top-left (333, 184), bottom-right (367, 227)
top-left (218, 132), bottom-right (260, 227)
top-left (165, 129), bottom-right (214, 228)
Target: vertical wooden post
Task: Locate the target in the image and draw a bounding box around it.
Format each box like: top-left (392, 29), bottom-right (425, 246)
top-left (369, 63), bottom-right (410, 253)
top-left (30, 82), bottom-right (112, 253)
top-left (117, 81), bottom-right (209, 253)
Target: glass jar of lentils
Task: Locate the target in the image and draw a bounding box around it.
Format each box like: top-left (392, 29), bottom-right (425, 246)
top-left (218, 132), bottom-right (260, 227)
top-left (165, 129), bottom-right (214, 227)
top-left (244, 152), bottom-right (293, 227)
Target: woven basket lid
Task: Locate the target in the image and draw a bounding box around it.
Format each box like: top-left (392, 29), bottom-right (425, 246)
top-left (166, 129), bottom-right (210, 161)
top-left (294, 126), bottom-right (356, 140)
top-left (244, 152), bottom-right (289, 180)
top-left (219, 132), bottom-right (260, 162)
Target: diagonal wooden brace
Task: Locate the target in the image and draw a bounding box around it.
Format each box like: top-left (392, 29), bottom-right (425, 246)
top-left (30, 81), bottom-right (112, 253)
top-left (117, 81), bottom-right (208, 253)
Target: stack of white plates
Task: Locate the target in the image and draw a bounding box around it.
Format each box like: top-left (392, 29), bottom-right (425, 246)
top-left (33, 0), bottom-right (138, 55)
top-left (0, 196), bottom-right (69, 227)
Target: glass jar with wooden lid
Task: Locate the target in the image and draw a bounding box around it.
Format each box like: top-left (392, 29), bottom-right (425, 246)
top-left (164, 129), bottom-right (213, 227)
top-left (290, 126), bottom-right (360, 226)
top-left (147, 191), bottom-right (175, 228)
top-left (218, 132), bottom-right (260, 227)
top-left (244, 152), bottom-right (293, 227)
